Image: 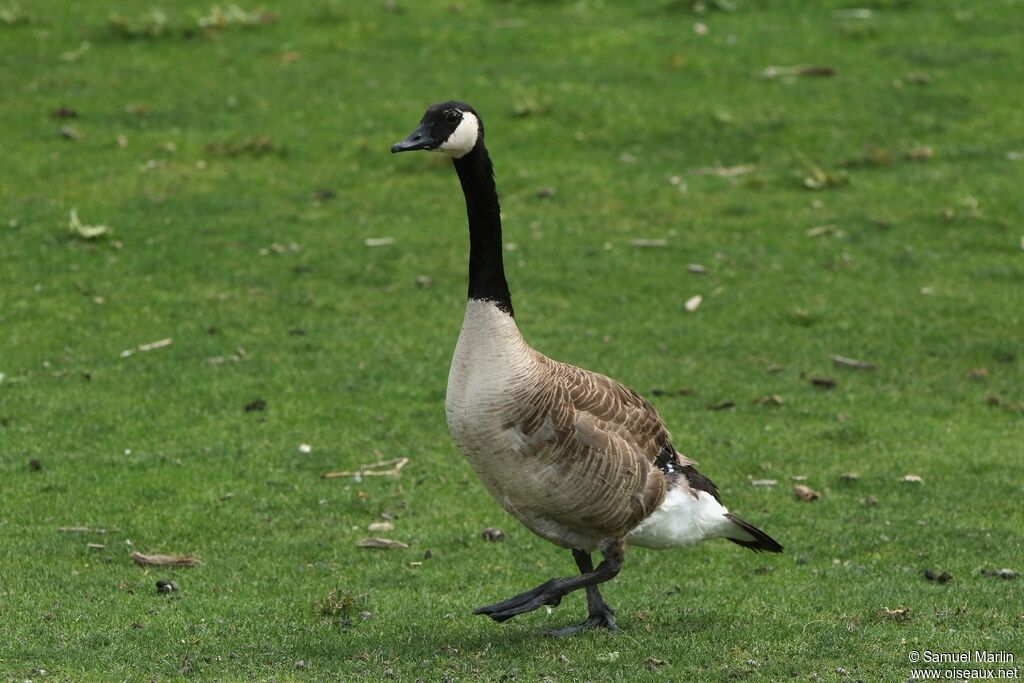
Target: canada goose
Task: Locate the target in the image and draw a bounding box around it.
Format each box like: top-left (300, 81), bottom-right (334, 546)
top-left (391, 101), bottom-right (782, 635)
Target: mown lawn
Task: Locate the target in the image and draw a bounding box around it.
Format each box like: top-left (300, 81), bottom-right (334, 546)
top-left (1, 0), bottom-right (1022, 680)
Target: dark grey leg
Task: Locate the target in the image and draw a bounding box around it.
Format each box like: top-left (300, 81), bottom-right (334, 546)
top-left (474, 541), bottom-right (624, 629)
top-left (546, 549), bottom-right (619, 636)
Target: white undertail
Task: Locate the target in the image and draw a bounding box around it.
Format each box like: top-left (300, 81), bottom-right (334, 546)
top-left (628, 488), bottom-right (743, 549)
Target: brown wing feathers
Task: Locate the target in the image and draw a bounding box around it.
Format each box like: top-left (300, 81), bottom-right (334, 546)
top-left (512, 359), bottom-right (674, 536)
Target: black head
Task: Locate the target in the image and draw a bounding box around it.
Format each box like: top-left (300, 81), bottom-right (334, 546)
top-left (391, 101), bottom-right (483, 158)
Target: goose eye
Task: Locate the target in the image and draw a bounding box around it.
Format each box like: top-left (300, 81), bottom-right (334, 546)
top-left (445, 110), bottom-right (460, 124)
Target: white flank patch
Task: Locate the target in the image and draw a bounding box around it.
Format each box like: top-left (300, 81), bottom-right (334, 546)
top-left (439, 112), bottom-right (480, 158)
top-left (627, 488), bottom-right (734, 549)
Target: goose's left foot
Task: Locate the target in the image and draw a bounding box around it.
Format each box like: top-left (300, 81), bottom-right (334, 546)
top-left (546, 609), bottom-right (619, 637)
top-left (547, 549), bottom-right (620, 636)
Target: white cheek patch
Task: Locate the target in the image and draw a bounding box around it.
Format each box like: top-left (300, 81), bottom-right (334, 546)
top-left (438, 112), bottom-right (480, 158)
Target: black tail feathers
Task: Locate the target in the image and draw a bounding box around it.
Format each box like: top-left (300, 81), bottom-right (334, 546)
top-left (724, 513), bottom-right (783, 553)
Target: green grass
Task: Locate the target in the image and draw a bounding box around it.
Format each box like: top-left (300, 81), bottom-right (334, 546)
top-left (2, 0), bottom-right (1023, 680)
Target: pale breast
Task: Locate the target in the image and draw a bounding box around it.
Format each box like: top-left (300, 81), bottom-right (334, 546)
top-left (445, 301), bottom-right (600, 548)
top-left (445, 299), bottom-right (548, 491)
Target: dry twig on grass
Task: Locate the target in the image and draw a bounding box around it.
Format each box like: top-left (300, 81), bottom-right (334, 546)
top-left (830, 354), bottom-right (876, 370)
top-left (793, 484), bottom-right (821, 501)
top-left (356, 538), bottom-right (408, 550)
top-left (131, 552), bottom-right (202, 567)
top-left (322, 457), bottom-right (409, 479)
top-left (120, 338), bottom-right (173, 358)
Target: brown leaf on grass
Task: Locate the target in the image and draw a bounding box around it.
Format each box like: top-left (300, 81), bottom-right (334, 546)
top-left (967, 367), bottom-right (989, 379)
top-left (317, 589), bottom-right (369, 617)
top-left (244, 398), bottom-right (266, 412)
top-left (799, 66), bottom-right (835, 77)
top-left (980, 568), bottom-right (1018, 580)
top-left (59, 126), bottom-right (82, 140)
top-left (510, 96), bottom-right (547, 117)
top-left (830, 355), bottom-right (876, 370)
top-left (629, 238), bottom-right (667, 248)
top-left (357, 538), bottom-right (408, 550)
top-left (86, 543), bottom-right (106, 550)
top-left (59, 526), bottom-right (116, 534)
top-left (879, 606), bottom-right (910, 621)
top-left (906, 146), bottom-right (933, 161)
top-left (481, 527), bottom-right (505, 542)
top-left (708, 400), bottom-right (735, 411)
top-left (645, 658), bottom-right (668, 672)
top-left (810, 376), bottom-right (837, 389)
top-left (761, 65), bottom-right (835, 79)
top-left (689, 164), bottom-right (756, 177)
top-left (799, 157), bottom-right (849, 190)
top-left (132, 552), bottom-right (202, 567)
top-left (125, 103), bottom-right (150, 117)
top-left (840, 472), bottom-right (860, 481)
top-left (322, 457), bottom-right (409, 479)
top-left (749, 479), bottom-right (778, 487)
top-left (650, 387), bottom-right (693, 397)
top-left (793, 484), bottom-right (821, 501)
top-left (52, 106), bottom-right (78, 119)
top-left (367, 521), bottom-right (394, 532)
top-left (753, 394), bottom-right (784, 406)
top-left (806, 224), bottom-right (845, 237)
top-left (840, 144), bottom-right (894, 169)
top-left (900, 474), bottom-right (923, 484)
top-left (923, 569), bottom-right (953, 584)
top-left (197, 6), bottom-right (278, 29)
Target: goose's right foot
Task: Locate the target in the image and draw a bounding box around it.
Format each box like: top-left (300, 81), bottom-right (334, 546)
top-left (546, 608), bottom-right (619, 637)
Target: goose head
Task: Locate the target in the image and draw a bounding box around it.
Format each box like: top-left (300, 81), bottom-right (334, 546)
top-left (391, 101), bottom-right (482, 159)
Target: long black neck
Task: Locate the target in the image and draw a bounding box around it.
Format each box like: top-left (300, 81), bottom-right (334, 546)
top-left (453, 142), bottom-right (513, 317)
